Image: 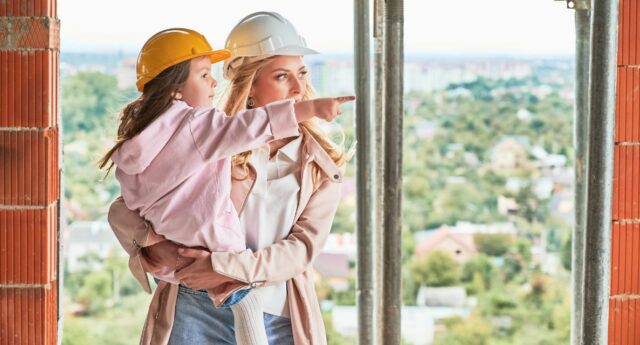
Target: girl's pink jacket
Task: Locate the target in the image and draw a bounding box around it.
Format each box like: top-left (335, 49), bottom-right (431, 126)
top-left (111, 99), bottom-right (299, 282)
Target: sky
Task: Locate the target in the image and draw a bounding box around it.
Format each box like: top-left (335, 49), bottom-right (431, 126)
top-left (59, 0), bottom-right (576, 56)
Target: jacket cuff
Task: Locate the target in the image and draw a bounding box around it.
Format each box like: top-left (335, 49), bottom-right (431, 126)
top-left (209, 252), bottom-right (247, 283)
top-left (265, 99), bottom-right (299, 140)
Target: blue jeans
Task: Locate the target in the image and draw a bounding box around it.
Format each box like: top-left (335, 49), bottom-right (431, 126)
top-left (167, 284), bottom-right (294, 345)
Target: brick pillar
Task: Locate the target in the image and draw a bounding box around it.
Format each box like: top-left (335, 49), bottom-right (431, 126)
top-left (609, 0), bottom-right (640, 344)
top-left (0, 1), bottom-right (60, 344)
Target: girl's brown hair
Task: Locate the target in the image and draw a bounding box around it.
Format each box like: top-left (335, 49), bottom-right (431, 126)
top-left (223, 57), bottom-right (347, 185)
top-left (98, 60), bottom-right (191, 173)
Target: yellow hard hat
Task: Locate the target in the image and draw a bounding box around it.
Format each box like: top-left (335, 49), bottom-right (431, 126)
top-left (136, 28), bottom-right (231, 91)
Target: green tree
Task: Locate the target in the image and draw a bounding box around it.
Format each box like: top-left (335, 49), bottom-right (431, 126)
top-left (76, 270), bottom-right (112, 311)
top-left (433, 314), bottom-right (492, 345)
top-left (461, 254), bottom-right (493, 292)
top-left (411, 251), bottom-right (460, 287)
top-left (474, 234), bottom-right (513, 257)
top-left (62, 71), bottom-right (122, 133)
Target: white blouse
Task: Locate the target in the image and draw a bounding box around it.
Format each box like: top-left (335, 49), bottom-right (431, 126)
top-left (239, 135), bottom-right (303, 318)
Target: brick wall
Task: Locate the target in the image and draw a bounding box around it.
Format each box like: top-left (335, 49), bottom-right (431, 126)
top-left (0, 1), bottom-right (60, 344)
top-left (609, 0), bottom-right (640, 343)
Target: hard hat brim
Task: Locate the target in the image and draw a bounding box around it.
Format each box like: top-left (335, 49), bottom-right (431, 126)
top-left (205, 49), bottom-right (232, 64)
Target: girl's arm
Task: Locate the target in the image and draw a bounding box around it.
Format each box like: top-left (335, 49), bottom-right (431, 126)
top-left (190, 99), bottom-right (298, 161)
top-left (190, 97), bottom-right (353, 161)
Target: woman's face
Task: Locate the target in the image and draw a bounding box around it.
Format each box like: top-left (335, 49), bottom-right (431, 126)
top-left (251, 56), bottom-right (308, 107)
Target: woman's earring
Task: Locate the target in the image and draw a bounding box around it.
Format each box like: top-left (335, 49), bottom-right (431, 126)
top-left (174, 92), bottom-right (183, 100)
top-left (247, 97), bottom-right (254, 108)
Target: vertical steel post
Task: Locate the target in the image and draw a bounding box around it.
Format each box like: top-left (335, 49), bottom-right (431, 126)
top-left (572, 1), bottom-right (591, 344)
top-left (373, 0), bottom-right (386, 343)
top-left (382, 0), bottom-right (404, 343)
top-left (355, 0), bottom-right (375, 344)
top-left (582, 0), bottom-right (618, 343)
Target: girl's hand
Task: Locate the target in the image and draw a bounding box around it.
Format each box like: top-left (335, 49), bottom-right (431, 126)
top-left (313, 96), bottom-right (356, 122)
top-left (142, 240), bottom-right (181, 270)
top-left (175, 248), bottom-right (232, 290)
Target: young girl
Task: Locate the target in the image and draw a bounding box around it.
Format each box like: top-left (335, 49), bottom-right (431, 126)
top-left (98, 28), bottom-right (354, 345)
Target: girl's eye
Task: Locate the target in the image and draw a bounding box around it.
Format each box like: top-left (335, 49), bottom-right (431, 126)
top-left (202, 73), bottom-right (209, 78)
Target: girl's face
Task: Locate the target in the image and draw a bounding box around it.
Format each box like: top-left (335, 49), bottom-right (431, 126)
top-left (251, 56), bottom-right (308, 107)
top-left (179, 55), bottom-right (217, 107)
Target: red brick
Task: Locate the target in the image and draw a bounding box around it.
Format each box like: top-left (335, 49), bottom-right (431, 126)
top-left (612, 222), bottom-right (620, 293)
top-left (615, 67), bottom-right (621, 142)
top-left (0, 0), bottom-right (56, 17)
top-left (630, 0), bottom-right (637, 65)
top-left (613, 146), bottom-right (620, 220)
top-left (612, 146), bottom-right (640, 220)
top-left (0, 129), bottom-right (59, 206)
top-left (611, 223), bottom-right (640, 295)
top-left (0, 284), bottom-right (57, 345)
top-left (618, 0), bottom-right (640, 66)
top-left (615, 68), bottom-right (640, 143)
top-left (628, 146), bottom-right (640, 219)
top-left (609, 299), bottom-right (614, 344)
top-left (0, 50), bottom-right (58, 128)
top-left (0, 17), bottom-right (60, 50)
top-left (608, 298), bottom-right (640, 345)
top-left (0, 205), bottom-right (56, 284)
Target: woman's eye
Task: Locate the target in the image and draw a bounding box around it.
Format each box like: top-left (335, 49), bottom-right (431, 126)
top-left (276, 74), bottom-right (287, 81)
top-left (298, 71), bottom-right (308, 78)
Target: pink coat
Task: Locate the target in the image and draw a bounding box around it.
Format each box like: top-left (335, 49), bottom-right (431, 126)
top-left (111, 99), bottom-right (299, 282)
top-left (108, 129), bottom-right (344, 345)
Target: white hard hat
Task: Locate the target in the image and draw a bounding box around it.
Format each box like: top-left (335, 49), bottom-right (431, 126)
top-left (223, 11), bottom-right (318, 79)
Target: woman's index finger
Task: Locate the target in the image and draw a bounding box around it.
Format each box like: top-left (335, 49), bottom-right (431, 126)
top-left (335, 96), bottom-right (356, 104)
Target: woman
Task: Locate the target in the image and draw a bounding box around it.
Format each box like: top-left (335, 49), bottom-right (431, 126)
top-left (108, 12), bottom-right (348, 345)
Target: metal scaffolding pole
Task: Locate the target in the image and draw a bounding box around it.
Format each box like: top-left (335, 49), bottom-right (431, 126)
top-left (572, 1), bottom-right (590, 344)
top-left (582, 0), bottom-right (618, 343)
top-left (373, 0), bottom-right (386, 344)
top-left (381, 0), bottom-right (403, 344)
top-left (354, 0), bottom-right (375, 343)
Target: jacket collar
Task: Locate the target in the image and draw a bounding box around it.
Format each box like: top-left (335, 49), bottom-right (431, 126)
top-left (230, 129), bottom-right (344, 214)
top-left (299, 127), bottom-right (344, 183)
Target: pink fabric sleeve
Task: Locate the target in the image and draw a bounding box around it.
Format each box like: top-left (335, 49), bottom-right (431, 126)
top-left (189, 99), bottom-right (299, 161)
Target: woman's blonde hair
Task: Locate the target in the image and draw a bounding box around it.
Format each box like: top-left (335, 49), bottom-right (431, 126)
top-left (223, 56), bottom-right (347, 185)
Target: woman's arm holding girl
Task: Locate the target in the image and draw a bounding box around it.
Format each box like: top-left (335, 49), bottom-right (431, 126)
top-left (176, 175), bottom-right (342, 290)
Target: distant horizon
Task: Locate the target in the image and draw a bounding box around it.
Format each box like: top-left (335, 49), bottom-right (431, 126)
top-left (60, 49), bottom-right (576, 61)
